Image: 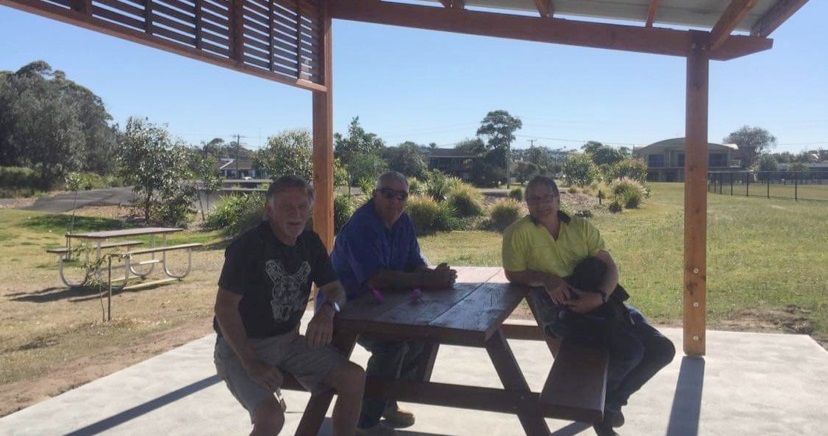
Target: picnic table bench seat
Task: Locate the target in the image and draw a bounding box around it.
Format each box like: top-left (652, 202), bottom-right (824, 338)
top-left (127, 242), bottom-right (203, 256)
top-left (502, 318), bottom-right (609, 424)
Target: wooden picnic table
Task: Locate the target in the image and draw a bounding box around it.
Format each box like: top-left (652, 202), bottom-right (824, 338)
top-left (295, 266), bottom-right (554, 436)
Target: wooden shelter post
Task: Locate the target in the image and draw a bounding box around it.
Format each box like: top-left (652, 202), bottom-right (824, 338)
top-left (684, 31), bottom-right (710, 356)
top-left (312, 2), bottom-right (334, 251)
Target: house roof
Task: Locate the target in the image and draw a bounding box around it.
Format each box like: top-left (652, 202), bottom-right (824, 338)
top-left (634, 138), bottom-right (738, 152)
top-left (218, 158), bottom-right (254, 171)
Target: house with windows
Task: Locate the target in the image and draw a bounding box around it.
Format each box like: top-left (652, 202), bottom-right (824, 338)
top-left (217, 157), bottom-right (266, 180)
top-left (633, 138), bottom-right (738, 182)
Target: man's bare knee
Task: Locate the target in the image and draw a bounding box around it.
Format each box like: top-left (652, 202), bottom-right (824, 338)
top-left (251, 398), bottom-right (285, 436)
top-left (327, 361), bottom-right (365, 398)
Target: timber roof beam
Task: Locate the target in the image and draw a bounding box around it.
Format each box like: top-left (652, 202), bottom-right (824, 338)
top-left (645, 0), bottom-right (660, 27)
top-left (330, 0), bottom-right (773, 61)
top-left (533, 0), bottom-right (553, 18)
top-left (710, 0), bottom-right (758, 53)
top-left (751, 0), bottom-right (809, 37)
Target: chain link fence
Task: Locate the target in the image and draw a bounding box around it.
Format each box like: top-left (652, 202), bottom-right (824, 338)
top-left (708, 170), bottom-right (828, 201)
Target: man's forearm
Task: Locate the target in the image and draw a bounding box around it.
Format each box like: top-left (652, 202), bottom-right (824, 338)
top-left (215, 304), bottom-right (257, 365)
top-left (505, 269), bottom-right (560, 287)
top-left (318, 281), bottom-right (347, 307)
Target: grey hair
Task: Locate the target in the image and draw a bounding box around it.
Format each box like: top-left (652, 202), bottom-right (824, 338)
top-left (266, 175), bottom-right (315, 204)
top-left (525, 175), bottom-right (559, 201)
top-left (375, 171), bottom-right (409, 190)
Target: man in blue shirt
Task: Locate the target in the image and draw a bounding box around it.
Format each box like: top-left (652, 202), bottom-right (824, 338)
top-left (328, 171), bottom-right (457, 435)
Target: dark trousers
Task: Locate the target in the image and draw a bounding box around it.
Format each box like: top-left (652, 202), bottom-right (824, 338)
top-left (529, 288), bottom-right (675, 411)
top-left (356, 336), bottom-right (431, 428)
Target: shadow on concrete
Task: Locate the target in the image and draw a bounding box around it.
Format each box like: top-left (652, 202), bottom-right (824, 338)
top-left (666, 356), bottom-right (705, 436)
top-left (63, 375), bottom-right (221, 436)
top-left (551, 421), bottom-right (593, 435)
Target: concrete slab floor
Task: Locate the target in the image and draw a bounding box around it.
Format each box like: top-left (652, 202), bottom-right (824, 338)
top-left (1, 312), bottom-right (826, 436)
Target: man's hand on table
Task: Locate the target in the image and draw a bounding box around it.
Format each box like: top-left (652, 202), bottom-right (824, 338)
top-left (426, 263), bottom-right (457, 289)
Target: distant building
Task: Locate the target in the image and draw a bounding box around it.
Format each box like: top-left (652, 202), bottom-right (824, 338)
top-left (633, 138), bottom-right (737, 182)
top-left (426, 148), bottom-right (480, 180)
top-left (218, 158), bottom-right (266, 179)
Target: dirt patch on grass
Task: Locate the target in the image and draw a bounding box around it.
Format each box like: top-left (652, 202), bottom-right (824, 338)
top-left (711, 306), bottom-right (825, 347)
top-left (0, 316), bottom-right (212, 417)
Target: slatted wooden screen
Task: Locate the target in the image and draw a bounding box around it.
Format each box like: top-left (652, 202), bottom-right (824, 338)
top-left (2, 0), bottom-right (325, 90)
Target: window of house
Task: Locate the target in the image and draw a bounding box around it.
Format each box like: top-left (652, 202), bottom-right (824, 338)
top-left (709, 153), bottom-right (727, 167)
top-left (677, 153), bottom-right (685, 167)
top-left (648, 154), bottom-right (665, 167)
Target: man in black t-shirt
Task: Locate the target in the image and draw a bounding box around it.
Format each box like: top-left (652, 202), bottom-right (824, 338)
top-left (213, 175), bottom-right (365, 436)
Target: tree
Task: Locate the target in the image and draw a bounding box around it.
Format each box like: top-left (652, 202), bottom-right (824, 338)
top-left (524, 145), bottom-right (556, 175)
top-left (118, 117), bottom-right (196, 225)
top-left (562, 153), bottom-right (599, 187)
top-left (334, 116), bottom-right (385, 167)
top-left (0, 61), bottom-right (117, 186)
top-left (608, 158), bottom-right (648, 183)
top-left (255, 129), bottom-right (313, 182)
top-left (582, 141), bottom-right (625, 166)
top-left (383, 141), bottom-right (427, 179)
top-left (454, 137), bottom-right (485, 156)
top-left (757, 154), bottom-right (778, 172)
top-left (187, 148), bottom-right (223, 221)
top-left (723, 126), bottom-right (777, 169)
top-left (476, 110), bottom-right (522, 186)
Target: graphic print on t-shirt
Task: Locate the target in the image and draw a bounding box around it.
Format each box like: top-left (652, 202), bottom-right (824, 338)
top-left (265, 260), bottom-right (311, 322)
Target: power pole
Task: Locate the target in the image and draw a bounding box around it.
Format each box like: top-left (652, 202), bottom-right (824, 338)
top-left (235, 134), bottom-right (241, 179)
top-left (529, 139), bottom-right (536, 147)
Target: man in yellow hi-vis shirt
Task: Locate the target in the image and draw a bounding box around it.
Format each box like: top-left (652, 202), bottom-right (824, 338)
top-left (502, 175), bottom-right (674, 436)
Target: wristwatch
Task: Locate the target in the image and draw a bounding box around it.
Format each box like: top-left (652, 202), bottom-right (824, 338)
top-left (323, 300), bottom-right (341, 314)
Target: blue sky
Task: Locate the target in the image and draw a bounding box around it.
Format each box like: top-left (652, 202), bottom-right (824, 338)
top-left (1, 2), bottom-right (826, 154)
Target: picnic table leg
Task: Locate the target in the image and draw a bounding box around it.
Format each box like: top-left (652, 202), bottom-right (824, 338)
top-left (486, 329), bottom-right (550, 436)
top-left (294, 329), bottom-right (358, 436)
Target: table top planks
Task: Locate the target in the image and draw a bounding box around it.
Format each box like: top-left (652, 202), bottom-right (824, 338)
top-left (66, 227), bottom-right (183, 239)
top-left (335, 267), bottom-right (528, 345)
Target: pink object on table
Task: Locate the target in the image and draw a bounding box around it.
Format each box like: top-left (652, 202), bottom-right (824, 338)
top-left (371, 289), bottom-right (384, 302)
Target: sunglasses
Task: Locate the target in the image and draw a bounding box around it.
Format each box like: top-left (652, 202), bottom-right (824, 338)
top-left (377, 187), bottom-right (409, 201)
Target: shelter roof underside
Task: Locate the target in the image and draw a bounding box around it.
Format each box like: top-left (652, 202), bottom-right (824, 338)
top-left (417, 0), bottom-right (796, 35)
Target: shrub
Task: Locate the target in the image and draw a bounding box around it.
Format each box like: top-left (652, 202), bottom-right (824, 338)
top-left (0, 166), bottom-right (38, 194)
top-left (406, 195), bottom-right (441, 233)
top-left (424, 170), bottom-right (462, 202)
top-left (356, 177), bottom-right (375, 198)
top-left (568, 186), bottom-right (580, 194)
top-left (447, 184), bottom-right (484, 217)
top-left (610, 177), bottom-right (648, 209)
top-left (408, 177), bottom-right (424, 196)
top-left (433, 201), bottom-right (460, 232)
top-left (489, 198), bottom-right (523, 232)
top-left (206, 193), bottom-right (265, 236)
top-left (508, 187), bottom-right (523, 202)
top-left (608, 200), bottom-right (623, 213)
top-left (334, 194), bottom-right (354, 232)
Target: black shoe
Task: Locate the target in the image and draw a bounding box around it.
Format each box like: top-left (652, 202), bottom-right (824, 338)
top-left (607, 409), bottom-right (625, 428)
top-left (592, 419), bottom-right (619, 436)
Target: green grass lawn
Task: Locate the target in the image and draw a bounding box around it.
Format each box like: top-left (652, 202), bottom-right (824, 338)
top-left (420, 183), bottom-right (827, 343)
